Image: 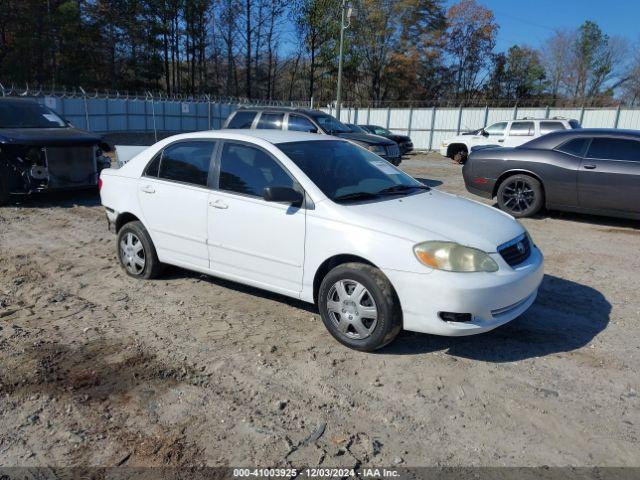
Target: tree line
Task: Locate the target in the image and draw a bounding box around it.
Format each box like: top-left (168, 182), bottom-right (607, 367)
top-left (1, 0), bottom-right (638, 106)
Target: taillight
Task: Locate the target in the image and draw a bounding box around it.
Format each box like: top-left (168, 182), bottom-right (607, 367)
top-left (98, 178), bottom-right (103, 191)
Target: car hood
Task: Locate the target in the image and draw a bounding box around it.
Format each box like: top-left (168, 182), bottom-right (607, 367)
top-left (333, 131), bottom-right (395, 146)
top-left (0, 127), bottom-right (103, 146)
top-left (342, 189), bottom-right (523, 252)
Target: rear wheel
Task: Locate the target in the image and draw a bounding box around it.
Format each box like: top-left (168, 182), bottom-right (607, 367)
top-left (318, 263), bottom-right (402, 351)
top-left (496, 174), bottom-right (544, 218)
top-left (116, 221), bottom-right (163, 279)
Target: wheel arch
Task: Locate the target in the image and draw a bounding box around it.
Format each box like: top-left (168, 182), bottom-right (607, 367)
top-left (492, 169), bottom-right (546, 201)
top-left (446, 143), bottom-right (468, 158)
top-left (115, 211), bottom-right (142, 233)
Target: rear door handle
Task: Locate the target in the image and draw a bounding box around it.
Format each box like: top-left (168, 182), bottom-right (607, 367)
top-left (140, 185), bottom-right (155, 194)
top-left (209, 200), bottom-right (228, 209)
top-left (584, 164), bottom-right (597, 170)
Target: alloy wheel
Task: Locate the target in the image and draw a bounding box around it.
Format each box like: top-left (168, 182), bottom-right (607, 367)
top-left (501, 179), bottom-right (535, 213)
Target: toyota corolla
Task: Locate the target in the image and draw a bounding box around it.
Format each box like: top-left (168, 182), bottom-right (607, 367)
top-left (99, 130), bottom-right (544, 351)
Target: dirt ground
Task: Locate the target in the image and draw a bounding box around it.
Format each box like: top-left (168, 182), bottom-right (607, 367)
top-left (0, 152), bottom-right (639, 468)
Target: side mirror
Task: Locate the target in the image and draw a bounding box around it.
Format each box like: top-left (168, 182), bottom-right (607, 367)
top-left (481, 129), bottom-right (489, 137)
top-left (263, 186), bottom-right (303, 206)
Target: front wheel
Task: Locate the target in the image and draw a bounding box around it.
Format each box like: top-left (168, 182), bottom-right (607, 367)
top-left (318, 263), bottom-right (402, 351)
top-left (496, 174), bottom-right (544, 218)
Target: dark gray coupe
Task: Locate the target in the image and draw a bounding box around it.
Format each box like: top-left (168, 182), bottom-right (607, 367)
top-left (462, 129), bottom-right (640, 220)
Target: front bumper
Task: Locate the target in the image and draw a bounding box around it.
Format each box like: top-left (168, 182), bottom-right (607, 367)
top-left (384, 246), bottom-right (544, 336)
top-left (439, 145), bottom-right (449, 157)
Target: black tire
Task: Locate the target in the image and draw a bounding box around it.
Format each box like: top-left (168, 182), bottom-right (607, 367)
top-left (453, 149), bottom-right (468, 164)
top-left (318, 262), bottom-right (402, 351)
top-left (116, 220), bottom-right (163, 279)
top-left (0, 166), bottom-right (9, 206)
top-left (496, 174), bottom-right (544, 218)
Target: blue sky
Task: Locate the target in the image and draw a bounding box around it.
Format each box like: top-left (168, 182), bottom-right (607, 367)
top-left (458, 0), bottom-right (640, 52)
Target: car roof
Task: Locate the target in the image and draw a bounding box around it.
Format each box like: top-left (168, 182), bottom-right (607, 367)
top-left (0, 97), bottom-right (40, 106)
top-left (234, 106), bottom-right (325, 116)
top-left (523, 128), bottom-right (640, 149)
top-left (163, 129), bottom-right (340, 145)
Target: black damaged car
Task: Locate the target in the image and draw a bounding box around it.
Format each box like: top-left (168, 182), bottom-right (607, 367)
top-left (0, 98), bottom-right (111, 205)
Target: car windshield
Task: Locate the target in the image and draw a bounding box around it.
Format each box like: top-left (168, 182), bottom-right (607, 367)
top-left (277, 140), bottom-right (426, 202)
top-left (0, 102), bottom-right (67, 128)
top-left (311, 114), bottom-right (351, 134)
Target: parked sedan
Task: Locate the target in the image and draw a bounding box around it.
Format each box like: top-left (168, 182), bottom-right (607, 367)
top-left (100, 130), bottom-right (543, 351)
top-left (359, 124), bottom-right (414, 155)
top-left (463, 129), bottom-right (640, 219)
top-left (0, 97), bottom-right (111, 205)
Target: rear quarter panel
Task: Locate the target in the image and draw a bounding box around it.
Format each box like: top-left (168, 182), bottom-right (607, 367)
top-left (472, 149), bottom-right (581, 206)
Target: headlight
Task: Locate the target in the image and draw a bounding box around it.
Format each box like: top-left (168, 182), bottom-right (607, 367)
top-left (413, 241), bottom-right (498, 272)
top-left (367, 145), bottom-right (386, 155)
top-left (441, 142), bottom-right (448, 147)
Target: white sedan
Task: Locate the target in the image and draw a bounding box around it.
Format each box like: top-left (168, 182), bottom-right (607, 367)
top-left (99, 130), bottom-right (544, 351)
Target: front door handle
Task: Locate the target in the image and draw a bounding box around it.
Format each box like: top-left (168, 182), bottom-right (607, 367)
top-left (208, 200), bottom-right (228, 209)
top-left (140, 185), bottom-right (155, 194)
top-left (584, 164), bottom-right (597, 170)
top-left (498, 139), bottom-right (504, 143)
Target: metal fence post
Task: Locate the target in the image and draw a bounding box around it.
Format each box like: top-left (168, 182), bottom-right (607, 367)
top-left (545, 106), bottom-right (550, 119)
top-left (407, 106), bottom-right (414, 136)
top-left (367, 106), bottom-right (371, 124)
top-left (80, 87), bottom-right (90, 130)
top-left (386, 106), bottom-right (391, 129)
top-left (579, 105), bottom-right (585, 125)
top-left (428, 106), bottom-right (437, 151)
top-left (483, 105), bottom-right (489, 128)
top-left (614, 105), bottom-right (621, 128)
top-left (456, 105), bottom-right (463, 135)
top-left (512, 103), bottom-right (518, 120)
top-left (105, 96), bottom-right (109, 132)
top-left (151, 94), bottom-right (157, 142)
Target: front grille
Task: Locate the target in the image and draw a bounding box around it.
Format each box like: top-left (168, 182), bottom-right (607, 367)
top-left (385, 144), bottom-right (400, 157)
top-left (498, 234), bottom-right (531, 267)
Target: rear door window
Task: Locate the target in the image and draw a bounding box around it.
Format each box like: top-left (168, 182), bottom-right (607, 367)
top-left (556, 138), bottom-right (590, 157)
top-left (227, 111), bottom-right (257, 129)
top-left (586, 138), bottom-right (640, 162)
top-left (256, 113), bottom-right (285, 130)
top-left (540, 121), bottom-right (566, 134)
top-left (158, 141), bottom-right (215, 186)
top-left (509, 122), bottom-right (535, 136)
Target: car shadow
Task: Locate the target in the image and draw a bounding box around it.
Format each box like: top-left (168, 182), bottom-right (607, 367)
top-left (160, 265), bottom-right (319, 314)
top-left (378, 274), bottom-right (610, 362)
top-left (546, 210), bottom-right (640, 229)
top-left (414, 177), bottom-right (443, 188)
top-left (4, 189), bottom-right (101, 208)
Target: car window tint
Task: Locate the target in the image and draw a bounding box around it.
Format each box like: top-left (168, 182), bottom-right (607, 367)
top-left (288, 114), bottom-right (317, 132)
top-left (158, 141), bottom-right (214, 186)
top-left (587, 138), bottom-right (640, 161)
top-left (540, 121), bottom-right (566, 134)
top-left (509, 122), bottom-right (534, 136)
top-left (219, 143), bottom-right (294, 197)
top-left (144, 153), bottom-right (161, 177)
top-left (485, 122), bottom-right (507, 135)
top-left (257, 113), bottom-right (284, 130)
top-left (556, 138), bottom-right (590, 157)
top-left (227, 111), bottom-right (257, 129)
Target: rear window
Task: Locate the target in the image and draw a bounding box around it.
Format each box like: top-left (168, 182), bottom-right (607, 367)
top-left (509, 122), bottom-right (534, 136)
top-left (540, 122), bottom-right (566, 135)
top-left (227, 111), bottom-right (257, 129)
top-left (256, 112), bottom-right (284, 130)
top-left (587, 138), bottom-right (640, 162)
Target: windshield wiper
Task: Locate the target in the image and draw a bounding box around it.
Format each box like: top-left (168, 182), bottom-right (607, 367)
top-left (333, 191), bottom-right (380, 202)
top-left (375, 184), bottom-right (430, 196)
